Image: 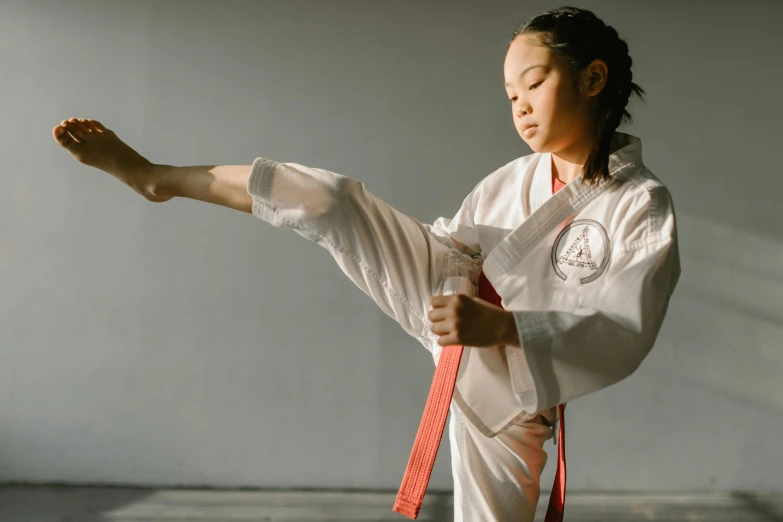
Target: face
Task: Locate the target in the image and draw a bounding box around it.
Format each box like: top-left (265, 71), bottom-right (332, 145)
top-left (504, 34), bottom-right (606, 153)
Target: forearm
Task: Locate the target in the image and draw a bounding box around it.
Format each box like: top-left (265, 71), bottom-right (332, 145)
top-left (152, 164), bottom-right (254, 214)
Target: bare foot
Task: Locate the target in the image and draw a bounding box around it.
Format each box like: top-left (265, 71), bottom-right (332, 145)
top-left (52, 118), bottom-right (172, 202)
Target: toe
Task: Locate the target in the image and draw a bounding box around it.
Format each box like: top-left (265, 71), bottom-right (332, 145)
top-left (66, 118), bottom-right (87, 135)
top-left (88, 119), bottom-right (109, 133)
top-left (53, 124), bottom-right (78, 148)
top-left (64, 121), bottom-right (85, 141)
top-left (83, 119), bottom-right (99, 133)
top-left (73, 119), bottom-right (92, 136)
top-left (53, 124), bottom-right (67, 141)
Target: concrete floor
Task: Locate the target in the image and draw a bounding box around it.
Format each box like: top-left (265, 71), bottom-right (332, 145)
top-left (1, 486), bottom-right (782, 521)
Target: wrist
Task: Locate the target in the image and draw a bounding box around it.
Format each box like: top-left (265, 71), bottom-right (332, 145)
top-left (502, 310), bottom-right (520, 347)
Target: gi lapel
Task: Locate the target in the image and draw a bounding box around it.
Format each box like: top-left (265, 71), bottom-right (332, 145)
top-left (483, 140), bottom-right (641, 287)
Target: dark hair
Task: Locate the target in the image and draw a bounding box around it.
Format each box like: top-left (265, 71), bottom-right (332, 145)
top-left (508, 6), bottom-right (646, 186)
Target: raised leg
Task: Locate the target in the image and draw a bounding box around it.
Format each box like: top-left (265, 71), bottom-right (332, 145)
top-left (53, 117), bottom-right (479, 347)
top-left (241, 156), bottom-right (482, 346)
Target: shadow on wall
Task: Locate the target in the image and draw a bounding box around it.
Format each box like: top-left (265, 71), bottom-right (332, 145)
top-left (658, 213), bottom-right (783, 415)
top-left (570, 211), bottom-right (783, 491)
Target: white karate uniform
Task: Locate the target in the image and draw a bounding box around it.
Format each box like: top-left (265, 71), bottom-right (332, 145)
top-left (246, 131), bottom-right (681, 521)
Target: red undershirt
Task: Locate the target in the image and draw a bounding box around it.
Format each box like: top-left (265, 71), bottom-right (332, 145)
top-left (553, 174), bottom-right (566, 194)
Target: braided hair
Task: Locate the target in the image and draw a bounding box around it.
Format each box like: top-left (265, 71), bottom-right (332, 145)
top-left (508, 6), bottom-right (646, 186)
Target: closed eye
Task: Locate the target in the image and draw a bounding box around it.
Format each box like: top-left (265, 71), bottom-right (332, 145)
top-left (508, 82), bottom-right (543, 103)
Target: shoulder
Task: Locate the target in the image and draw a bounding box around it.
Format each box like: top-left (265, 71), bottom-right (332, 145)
top-left (611, 166), bottom-right (677, 251)
top-left (473, 153), bottom-right (539, 195)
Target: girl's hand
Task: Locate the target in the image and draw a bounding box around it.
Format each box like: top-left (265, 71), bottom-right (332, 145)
top-left (428, 294), bottom-right (517, 347)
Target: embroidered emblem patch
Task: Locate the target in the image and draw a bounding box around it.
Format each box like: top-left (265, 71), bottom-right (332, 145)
top-left (551, 219), bottom-right (610, 284)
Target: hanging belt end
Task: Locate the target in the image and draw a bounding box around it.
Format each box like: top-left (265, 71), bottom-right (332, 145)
top-left (393, 496), bottom-right (421, 519)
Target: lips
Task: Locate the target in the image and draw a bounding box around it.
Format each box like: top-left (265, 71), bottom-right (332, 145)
top-left (521, 124), bottom-right (537, 132)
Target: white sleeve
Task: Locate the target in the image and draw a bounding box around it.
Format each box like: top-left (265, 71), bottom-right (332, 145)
top-left (506, 232), bottom-right (681, 414)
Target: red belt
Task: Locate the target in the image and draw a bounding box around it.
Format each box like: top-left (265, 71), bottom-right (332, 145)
top-left (393, 270), bottom-right (566, 520)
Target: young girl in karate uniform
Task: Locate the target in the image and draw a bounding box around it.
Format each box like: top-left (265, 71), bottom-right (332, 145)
top-left (53, 6), bottom-right (679, 521)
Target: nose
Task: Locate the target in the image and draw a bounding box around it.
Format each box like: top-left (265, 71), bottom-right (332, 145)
top-left (513, 99), bottom-right (529, 119)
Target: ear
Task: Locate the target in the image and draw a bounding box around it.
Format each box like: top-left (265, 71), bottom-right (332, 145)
top-left (583, 59), bottom-right (609, 97)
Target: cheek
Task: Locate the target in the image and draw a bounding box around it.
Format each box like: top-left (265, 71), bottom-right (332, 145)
top-left (552, 82), bottom-right (581, 115)
top-left (539, 87), bottom-right (561, 113)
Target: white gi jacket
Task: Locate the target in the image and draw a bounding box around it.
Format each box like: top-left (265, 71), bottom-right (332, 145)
top-left (247, 132), bottom-right (681, 438)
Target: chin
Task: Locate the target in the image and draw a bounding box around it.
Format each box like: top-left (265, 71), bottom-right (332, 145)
top-left (518, 128), bottom-right (542, 150)
top-left (521, 135), bottom-right (545, 152)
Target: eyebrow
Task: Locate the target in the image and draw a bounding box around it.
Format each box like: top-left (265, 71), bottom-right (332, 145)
top-left (504, 65), bottom-right (546, 87)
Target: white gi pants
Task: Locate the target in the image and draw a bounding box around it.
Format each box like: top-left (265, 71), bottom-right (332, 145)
top-left (247, 158), bottom-right (554, 521)
top-left (449, 404), bottom-right (553, 522)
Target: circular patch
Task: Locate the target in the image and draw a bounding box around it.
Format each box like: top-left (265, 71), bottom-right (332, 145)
top-left (551, 219), bottom-right (610, 284)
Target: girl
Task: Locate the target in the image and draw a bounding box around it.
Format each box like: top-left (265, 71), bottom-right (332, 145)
top-left (53, 6), bottom-right (679, 521)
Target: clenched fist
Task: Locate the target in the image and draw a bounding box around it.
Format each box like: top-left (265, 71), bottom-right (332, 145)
top-left (428, 294), bottom-right (518, 347)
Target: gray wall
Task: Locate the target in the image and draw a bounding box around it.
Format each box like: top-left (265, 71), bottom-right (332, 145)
top-left (2, 0), bottom-right (781, 493)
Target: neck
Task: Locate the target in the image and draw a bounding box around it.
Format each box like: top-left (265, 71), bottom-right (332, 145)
top-left (551, 132), bottom-right (621, 184)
